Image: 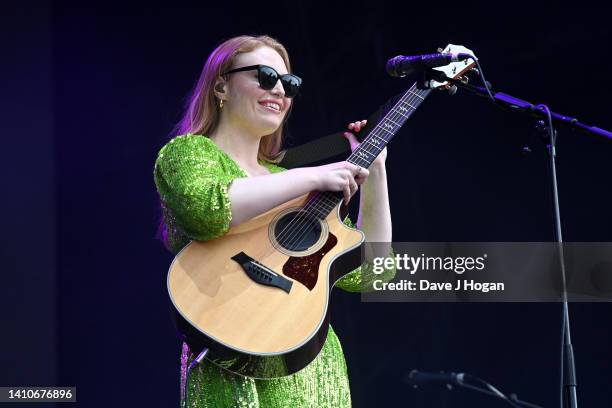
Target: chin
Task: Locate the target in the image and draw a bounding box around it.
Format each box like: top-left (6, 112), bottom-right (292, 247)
top-left (255, 118), bottom-right (283, 136)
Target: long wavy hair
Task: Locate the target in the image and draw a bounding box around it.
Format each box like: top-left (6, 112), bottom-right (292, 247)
top-left (173, 35), bottom-right (294, 163)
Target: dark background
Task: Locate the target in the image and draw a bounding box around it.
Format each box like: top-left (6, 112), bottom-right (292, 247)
top-left (2, 1), bottom-right (611, 407)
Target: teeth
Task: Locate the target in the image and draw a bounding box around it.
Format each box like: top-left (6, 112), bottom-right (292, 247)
top-left (262, 102), bottom-right (280, 111)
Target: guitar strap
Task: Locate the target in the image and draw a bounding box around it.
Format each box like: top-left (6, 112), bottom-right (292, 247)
top-left (278, 93), bottom-right (403, 169)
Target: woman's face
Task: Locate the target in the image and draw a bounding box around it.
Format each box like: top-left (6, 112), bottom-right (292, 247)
top-left (223, 46), bottom-right (293, 137)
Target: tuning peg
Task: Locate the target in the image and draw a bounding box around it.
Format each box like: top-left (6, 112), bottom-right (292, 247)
top-left (447, 85), bottom-right (458, 95)
top-left (460, 76), bottom-right (469, 84)
top-left (437, 47), bottom-right (444, 53)
top-left (470, 68), bottom-right (480, 76)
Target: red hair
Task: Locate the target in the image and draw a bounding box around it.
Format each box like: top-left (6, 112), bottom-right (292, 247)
top-left (174, 35), bottom-right (293, 163)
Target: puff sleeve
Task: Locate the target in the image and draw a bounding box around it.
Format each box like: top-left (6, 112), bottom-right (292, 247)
top-left (154, 135), bottom-right (237, 244)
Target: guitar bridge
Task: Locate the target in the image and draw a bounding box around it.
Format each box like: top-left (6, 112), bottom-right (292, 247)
top-left (231, 252), bottom-right (293, 293)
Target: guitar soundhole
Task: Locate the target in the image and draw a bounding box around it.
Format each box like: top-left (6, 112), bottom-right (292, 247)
top-left (274, 211), bottom-right (322, 252)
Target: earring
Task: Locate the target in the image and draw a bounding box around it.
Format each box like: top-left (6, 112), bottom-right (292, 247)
top-left (219, 99), bottom-right (224, 109)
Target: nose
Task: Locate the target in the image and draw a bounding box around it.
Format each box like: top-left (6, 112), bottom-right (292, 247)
top-left (269, 79), bottom-right (285, 98)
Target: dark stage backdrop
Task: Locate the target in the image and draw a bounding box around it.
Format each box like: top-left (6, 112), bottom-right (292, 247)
top-left (2, 1), bottom-right (611, 407)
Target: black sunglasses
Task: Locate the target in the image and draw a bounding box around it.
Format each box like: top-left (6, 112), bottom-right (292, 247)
top-left (222, 64), bottom-right (302, 98)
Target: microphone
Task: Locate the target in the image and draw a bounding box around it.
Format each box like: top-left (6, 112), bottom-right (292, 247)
top-left (406, 369), bottom-right (465, 387)
top-left (386, 53), bottom-right (472, 77)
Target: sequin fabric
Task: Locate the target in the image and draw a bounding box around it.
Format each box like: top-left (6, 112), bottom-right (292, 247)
top-left (154, 134), bottom-right (395, 407)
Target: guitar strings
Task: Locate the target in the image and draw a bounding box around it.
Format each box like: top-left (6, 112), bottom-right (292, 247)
top-left (269, 85), bottom-right (427, 255)
top-left (276, 85), bottom-right (427, 249)
top-left (274, 86), bottom-right (427, 253)
top-left (264, 85), bottom-right (429, 260)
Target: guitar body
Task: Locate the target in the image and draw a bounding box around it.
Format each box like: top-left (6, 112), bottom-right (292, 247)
top-left (167, 193), bottom-right (364, 379)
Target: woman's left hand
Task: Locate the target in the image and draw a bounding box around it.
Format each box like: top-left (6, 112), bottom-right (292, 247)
top-left (344, 119), bottom-right (387, 168)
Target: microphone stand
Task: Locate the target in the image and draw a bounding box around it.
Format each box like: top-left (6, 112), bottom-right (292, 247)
top-left (422, 69), bottom-right (612, 408)
top-left (422, 69), bottom-right (612, 141)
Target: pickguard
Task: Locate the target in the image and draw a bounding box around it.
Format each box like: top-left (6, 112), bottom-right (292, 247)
top-left (282, 232), bottom-right (338, 290)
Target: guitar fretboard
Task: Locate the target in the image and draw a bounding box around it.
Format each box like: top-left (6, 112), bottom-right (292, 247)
top-left (304, 83), bottom-right (431, 220)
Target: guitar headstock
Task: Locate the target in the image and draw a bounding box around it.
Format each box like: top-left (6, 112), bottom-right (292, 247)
top-left (428, 44), bottom-right (477, 91)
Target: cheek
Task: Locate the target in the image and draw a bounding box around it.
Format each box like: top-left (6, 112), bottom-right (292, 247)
top-left (229, 78), bottom-right (259, 102)
top-left (229, 89), bottom-right (260, 117)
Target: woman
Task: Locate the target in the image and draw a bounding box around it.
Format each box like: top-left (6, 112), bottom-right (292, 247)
top-left (154, 35), bottom-right (393, 408)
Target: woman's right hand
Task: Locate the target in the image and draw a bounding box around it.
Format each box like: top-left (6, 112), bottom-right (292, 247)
top-left (312, 161), bottom-right (369, 204)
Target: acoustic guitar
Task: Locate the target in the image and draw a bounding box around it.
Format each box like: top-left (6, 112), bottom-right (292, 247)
top-left (167, 44), bottom-right (476, 378)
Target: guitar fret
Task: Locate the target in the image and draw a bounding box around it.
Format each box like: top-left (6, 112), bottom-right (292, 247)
top-left (376, 126), bottom-right (394, 135)
top-left (370, 134), bottom-right (386, 142)
top-left (313, 197), bottom-right (332, 209)
top-left (361, 139), bottom-right (375, 148)
top-left (364, 140), bottom-right (383, 151)
top-left (321, 193), bottom-right (341, 208)
top-left (356, 149), bottom-right (375, 159)
top-left (393, 107), bottom-right (410, 118)
top-left (307, 203), bottom-right (331, 218)
top-left (364, 145), bottom-right (381, 156)
top-left (381, 120), bottom-right (397, 133)
top-left (349, 156), bottom-right (369, 167)
top-left (407, 90), bottom-right (425, 100)
top-left (365, 134), bottom-right (386, 147)
top-left (385, 117), bottom-right (402, 127)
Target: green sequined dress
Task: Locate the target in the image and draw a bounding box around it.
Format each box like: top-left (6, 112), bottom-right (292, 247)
top-left (154, 134), bottom-right (394, 408)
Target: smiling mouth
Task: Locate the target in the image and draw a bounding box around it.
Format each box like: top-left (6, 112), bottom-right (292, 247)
top-left (259, 101), bottom-right (281, 113)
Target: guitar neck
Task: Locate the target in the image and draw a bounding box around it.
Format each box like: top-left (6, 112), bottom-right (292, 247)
top-left (305, 83), bottom-right (432, 219)
top-left (348, 83), bottom-right (430, 168)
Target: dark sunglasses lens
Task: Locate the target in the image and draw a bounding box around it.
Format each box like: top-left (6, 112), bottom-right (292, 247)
top-left (258, 66), bottom-right (301, 97)
top-left (258, 66), bottom-right (279, 90)
top-left (281, 76), bottom-right (301, 97)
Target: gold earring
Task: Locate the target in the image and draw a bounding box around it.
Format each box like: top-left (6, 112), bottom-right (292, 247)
top-left (219, 99), bottom-right (224, 109)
